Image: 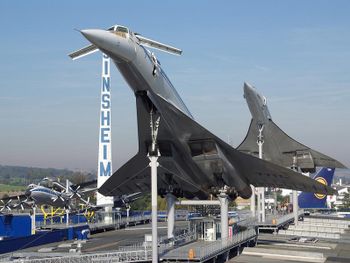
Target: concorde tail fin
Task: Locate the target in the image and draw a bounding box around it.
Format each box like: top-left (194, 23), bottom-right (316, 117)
top-left (298, 168), bottom-right (335, 209)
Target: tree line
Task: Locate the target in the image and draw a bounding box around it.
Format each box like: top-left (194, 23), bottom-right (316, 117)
top-left (0, 165), bottom-right (95, 187)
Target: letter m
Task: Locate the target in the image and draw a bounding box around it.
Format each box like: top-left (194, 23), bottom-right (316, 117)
top-left (99, 161), bottom-right (111, 176)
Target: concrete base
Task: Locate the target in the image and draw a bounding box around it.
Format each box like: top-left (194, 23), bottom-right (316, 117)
top-left (242, 247), bottom-right (325, 262)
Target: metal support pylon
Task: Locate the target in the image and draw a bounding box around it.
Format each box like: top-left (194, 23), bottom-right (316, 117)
top-left (166, 192), bottom-right (176, 238)
top-left (31, 206), bottom-right (36, 235)
top-left (149, 109), bottom-right (160, 263)
top-left (250, 185), bottom-right (255, 217)
top-left (257, 125), bottom-right (265, 222)
top-left (292, 155), bottom-right (299, 226)
top-left (218, 188), bottom-right (229, 241)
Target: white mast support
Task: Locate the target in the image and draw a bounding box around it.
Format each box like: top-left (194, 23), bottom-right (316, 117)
top-left (149, 155), bottom-right (159, 263)
top-left (166, 193), bottom-right (176, 238)
top-left (66, 208), bottom-right (69, 226)
top-left (250, 185), bottom-right (255, 217)
top-left (126, 205), bottom-right (130, 225)
top-left (97, 54), bottom-right (114, 221)
top-left (257, 125), bottom-right (265, 222)
top-left (149, 110), bottom-right (160, 263)
top-left (31, 206), bottom-right (36, 235)
top-left (65, 179), bottom-right (70, 226)
top-left (257, 187), bottom-right (261, 223)
top-left (292, 156), bottom-right (299, 226)
top-left (218, 189), bottom-right (229, 241)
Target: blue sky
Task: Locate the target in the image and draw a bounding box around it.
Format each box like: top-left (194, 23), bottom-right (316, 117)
top-left (0, 1), bottom-right (349, 172)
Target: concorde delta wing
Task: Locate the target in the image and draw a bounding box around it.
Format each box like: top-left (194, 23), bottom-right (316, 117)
top-left (146, 91), bottom-right (337, 197)
top-left (237, 118), bottom-right (346, 172)
top-left (98, 92), bottom-right (208, 199)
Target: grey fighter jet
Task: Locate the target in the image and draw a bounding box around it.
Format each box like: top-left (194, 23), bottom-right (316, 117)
top-left (70, 25), bottom-right (337, 200)
top-left (238, 83), bottom-right (346, 172)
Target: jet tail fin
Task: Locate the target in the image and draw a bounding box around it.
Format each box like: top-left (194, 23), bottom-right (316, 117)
top-left (298, 168), bottom-right (335, 208)
top-left (238, 119), bottom-right (346, 172)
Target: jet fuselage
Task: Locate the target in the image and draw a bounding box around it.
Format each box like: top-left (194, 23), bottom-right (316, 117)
top-left (78, 26), bottom-right (338, 200)
top-left (81, 28), bottom-right (251, 198)
top-left (243, 82), bottom-right (272, 126)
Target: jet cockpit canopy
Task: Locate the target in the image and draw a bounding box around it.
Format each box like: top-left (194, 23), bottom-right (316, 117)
top-left (108, 25), bottom-right (129, 34)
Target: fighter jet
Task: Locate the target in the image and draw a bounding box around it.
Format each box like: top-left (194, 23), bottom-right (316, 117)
top-left (70, 25), bottom-right (337, 200)
top-left (237, 83), bottom-right (346, 173)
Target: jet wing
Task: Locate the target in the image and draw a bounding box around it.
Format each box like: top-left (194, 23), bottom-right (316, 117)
top-left (99, 93), bottom-right (208, 199)
top-left (238, 119), bottom-right (346, 172)
top-left (71, 179), bottom-right (97, 191)
top-left (100, 91), bottom-right (336, 198)
top-left (146, 91), bottom-right (337, 196)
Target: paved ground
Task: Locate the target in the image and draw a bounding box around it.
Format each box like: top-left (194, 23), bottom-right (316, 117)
top-left (230, 232), bottom-right (350, 263)
top-left (12, 221), bottom-right (189, 255)
top-left (7, 218), bottom-right (350, 262)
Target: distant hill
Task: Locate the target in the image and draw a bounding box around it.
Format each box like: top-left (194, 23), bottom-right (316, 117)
top-left (0, 165), bottom-right (96, 187)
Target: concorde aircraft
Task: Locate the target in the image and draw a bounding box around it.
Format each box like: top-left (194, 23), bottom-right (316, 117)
top-left (69, 25), bottom-right (337, 200)
top-left (0, 179), bottom-right (96, 211)
top-left (237, 83), bottom-right (346, 173)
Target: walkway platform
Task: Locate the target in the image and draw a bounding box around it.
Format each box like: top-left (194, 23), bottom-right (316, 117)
top-left (4, 228), bottom-right (257, 263)
top-left (160, 228), bottom-right (257, 262)
top-left (39, 215), bottom-right (151, 233)
top-left (257, 210), bottom-right (304, 232)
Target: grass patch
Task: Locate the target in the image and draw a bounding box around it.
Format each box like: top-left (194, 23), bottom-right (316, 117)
top-left (0, 184), bottom-right (26, 192)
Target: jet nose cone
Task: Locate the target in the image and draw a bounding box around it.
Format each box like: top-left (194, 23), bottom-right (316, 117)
top-left (243, 82), bottom-right (254, 94)
top-left (243, 82), bottom-right (254, 99)
top-left (80, 29), bottom-right (112, 47)
top-left (80, 29), bottom-right (135, 62)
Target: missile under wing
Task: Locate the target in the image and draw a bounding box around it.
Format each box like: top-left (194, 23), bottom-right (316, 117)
top-left (238, 83), bottom-right (346, 173)
top-left (71, 26), bottom-right (337, 200)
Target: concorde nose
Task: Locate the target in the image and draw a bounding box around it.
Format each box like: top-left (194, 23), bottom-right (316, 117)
top-left (81, 29), bottom-right (135, 62)
top-left (243, 82), bottom-right (254, 100)
top-left (243, 82), bottom-right (255, 96)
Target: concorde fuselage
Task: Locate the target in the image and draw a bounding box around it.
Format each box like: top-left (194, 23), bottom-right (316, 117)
top-left (78, 25), bottom-right (339, 200)
top-left (81, 27), bottom-right (252, 199)
top-left (81, 28), bottom-right (192, 119)
top-left (243, 82), bottom-right (272, 126)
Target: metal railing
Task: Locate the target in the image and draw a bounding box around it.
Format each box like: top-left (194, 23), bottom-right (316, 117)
top-left (9, 231), bottom-right (196, 263)
top-left (36, 214), bottom-right (151, 231)
top-left (160, 228), bottom-right (257, 261)
top-left (8, 229), bottom-right (257, 263)
top-left (12, 249), bottom-right (153, 263)
top-left (275, 209), bottom-right (304, 225)
top-left (198, 228), bottom-right (256, 260)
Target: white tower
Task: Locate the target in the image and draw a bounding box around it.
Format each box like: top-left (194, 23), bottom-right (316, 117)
top-left (97, 54), bottom-right (114, 212)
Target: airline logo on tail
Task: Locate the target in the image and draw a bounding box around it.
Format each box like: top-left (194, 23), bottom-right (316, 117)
top-left (298, 168), bottom-right (335, 209)
top-left (314, 177), bottom-right (327, 199)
